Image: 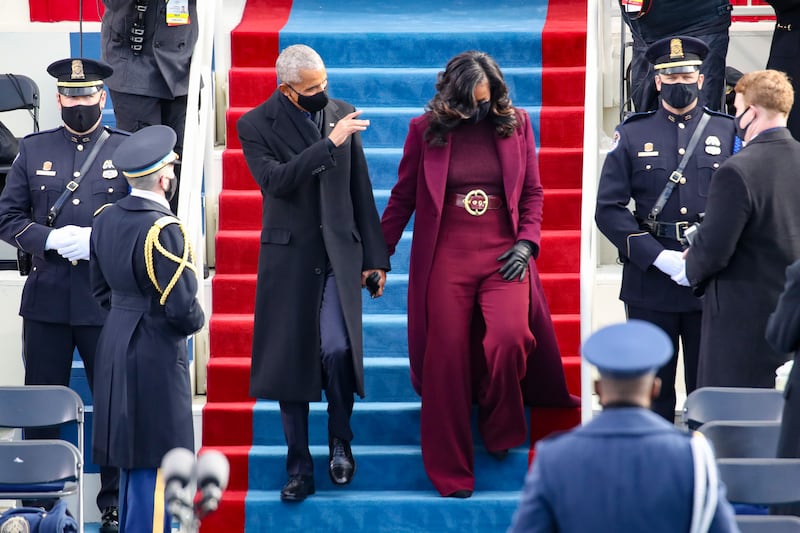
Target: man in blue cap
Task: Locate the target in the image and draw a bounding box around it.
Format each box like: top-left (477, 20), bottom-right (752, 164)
top-left (0, 57), bottom-right (127, 532)
top-left (90, 125), bottom-right (204, 533)
top-left (508, 320), bottom-right (738, 532)
top-left (595, 35), bottom-right (736, 423)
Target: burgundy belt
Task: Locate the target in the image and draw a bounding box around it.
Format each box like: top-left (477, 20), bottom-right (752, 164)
top-left (445, 189), bottom-right (503, 216)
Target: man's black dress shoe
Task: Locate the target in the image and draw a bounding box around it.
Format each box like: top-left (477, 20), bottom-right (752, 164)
top-left (447, 490), bottom-right (473, 499)
top-left (280, 475), bottom-right (315, 502)
top-left (99, 506), bottom-right (119, 533)
top-left (329, 437), bottom-right (356, 485)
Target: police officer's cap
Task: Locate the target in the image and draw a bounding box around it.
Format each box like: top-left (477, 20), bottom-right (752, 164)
top-left (581, 320), bottom-right (673, 378)
top-left (113, 125), bottom-right (180, 179)
top-left (646, 36), bottom-right (709, 75)
top-left (47, 58), bottom-right (113, 96)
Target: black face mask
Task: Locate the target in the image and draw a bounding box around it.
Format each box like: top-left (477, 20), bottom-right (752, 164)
top-left (465, 101), bottom-right (491, 124)
top-left (163, 176), bottom-right (177, 202)
top-left (660, 82), bottom-right (700, 110)
top-left (735, 108), bottom-right (754, 141)
top-left (295, 89), bottom-right (329, 114)
top-left (61, 103), bottom-right (102, 133)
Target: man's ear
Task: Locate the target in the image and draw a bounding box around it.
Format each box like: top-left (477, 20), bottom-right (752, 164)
top-left (651, 377), bottom-right (662, 400)
top-left (654, 75), bottom-right (662, 92)
top-left (697, 73), bottom-right (705, 91)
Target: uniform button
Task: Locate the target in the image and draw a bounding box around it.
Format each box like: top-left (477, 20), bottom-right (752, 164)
top-left (713, 163), bottom-right (719, 169)
top-left (40, 185), bottom-right (45, 190)
top-left (319, 225), bottom-right (323, 229)
top-left (678, 148), bottom-right (686, 155)
top-left (77, 144), bottom-right (84, 152)
top-left (679, 177), bottom-right (687, 184)
top-left (108, 188), bottom-right (114, 193)
top-left (680, 207), bottom-right (688, 215)
top-left (71, 260), bottom-right (78, 266)
top-left (678, 123), bottom-right (685, 129)
top-left (72, 198), bottom-right (80, 205)
top-left (314, 267), bottom-right (322, 275)
top-left (73, 171), bottom-right (80, 178)
top-left (32, 266), bottom-right (37, 272)
top-left (645, 164), bottom-right (652, 170)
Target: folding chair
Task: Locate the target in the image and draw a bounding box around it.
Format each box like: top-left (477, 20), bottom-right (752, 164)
top-left (698, 420), bottom-right (781, 459)
top-left (0, 73), bottom-right (40, 171)
top-left (717, 458), bottom-right (800, 506)
top-left (0, 386), bottom-right (85, 532)
top-left (682, 387), bottom-right (784, 430)
top-left (736, 515), bottom-right (800, 533)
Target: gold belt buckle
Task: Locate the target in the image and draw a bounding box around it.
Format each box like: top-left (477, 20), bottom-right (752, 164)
top-left (463, 189), bottom-right (489, 216)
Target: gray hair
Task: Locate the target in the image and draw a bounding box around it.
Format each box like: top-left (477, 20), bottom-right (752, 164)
top-left (127, 171), bottom-right (162, 191)
top-left (276, 44), bottom-right (325, 85)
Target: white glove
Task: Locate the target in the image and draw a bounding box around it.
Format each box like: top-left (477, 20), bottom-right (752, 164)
top-left (45, 225), bottom-right (80, 251)
top-left (671, 262), bottom-right (691, 287)
top-left (653, 250), bottom-right (684, 277)
top-left (57, 226), bottom-right (91, 262)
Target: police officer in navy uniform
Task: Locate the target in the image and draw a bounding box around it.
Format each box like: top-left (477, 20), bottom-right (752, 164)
top-left (90, 125), bottom-right (204, 533)
top-left (0, 57), bottom-right (127, 532)
top-left (595, 36), bottom-right (735, 422)
top-left (508, 320), bottom-right (739, 533)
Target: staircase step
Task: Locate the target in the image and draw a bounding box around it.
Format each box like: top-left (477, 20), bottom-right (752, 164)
top-left (245, 445), bottom-right (529, 492)
top-left (223, 146), bottom-right (583, 192)
top-left (214, 229), bottom-right (580, 275)
top-left (212, 272), bottom-right (579, 315)
top-left (243, 490), bottom-right (521, 532)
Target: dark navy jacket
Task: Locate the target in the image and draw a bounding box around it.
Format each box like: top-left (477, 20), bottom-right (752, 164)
top-left (595, 107), bottom-right (734, 312)
top-left (508, 408), bottom-right (738, 533)
top-left (90, 195), bottom-right (204, 469)
top-left (0, 125), bottom-right (129, 325)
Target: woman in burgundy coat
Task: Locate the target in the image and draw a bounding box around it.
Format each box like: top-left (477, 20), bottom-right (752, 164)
top-left (381, 51), bottom-right (578, 498)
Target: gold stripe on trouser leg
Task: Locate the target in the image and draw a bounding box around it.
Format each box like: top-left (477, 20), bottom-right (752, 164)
top-left (153, 468), bottom-right (166, 533)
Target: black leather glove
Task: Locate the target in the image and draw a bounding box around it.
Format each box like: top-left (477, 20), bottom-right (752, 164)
top-left (497, 240), bottom-right (534, 281)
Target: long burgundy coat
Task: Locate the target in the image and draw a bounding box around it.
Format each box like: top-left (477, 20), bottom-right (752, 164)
top-left (381, 110), bottom-right (576, 407)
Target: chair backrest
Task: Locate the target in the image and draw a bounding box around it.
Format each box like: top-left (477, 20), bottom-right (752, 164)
top-left (736, 515), bottom-right (800, 533)
top-left (717, 458), bottom-right (800, 505)
top-left (0, 74), bottom-right (39, 126)
top-left (683, 387), bottom-right (784, 429)
top-left (0, 385), bottom-right (83, 429)
top-left (698, 420), bottom-right (781, 459)
top-left (0, 440), bottom-right (80, 488)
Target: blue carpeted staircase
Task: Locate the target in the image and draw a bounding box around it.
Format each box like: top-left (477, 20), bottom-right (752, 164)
top-left (205, 0), bottom-right (585, 531)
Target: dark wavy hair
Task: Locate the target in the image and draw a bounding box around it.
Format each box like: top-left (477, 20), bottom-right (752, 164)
top-left (424, 50), bottom-right (518, 146)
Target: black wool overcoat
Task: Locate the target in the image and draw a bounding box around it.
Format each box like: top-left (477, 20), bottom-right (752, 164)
top-left (237, 91), bottom-right (390, 401)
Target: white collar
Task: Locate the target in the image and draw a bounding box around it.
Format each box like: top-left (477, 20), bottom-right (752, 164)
top-left (130, 188), bottom-right (171, 210)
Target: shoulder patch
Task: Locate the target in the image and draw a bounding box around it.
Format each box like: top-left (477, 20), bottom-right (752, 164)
top-left (93, 203), bottom-right (113, 217)
top-left (609, 129), bottom-right (621, 152)
top-left (622, 109), bottom-right (657, 125)
top-left (702, 107), bottom-right (734, 120)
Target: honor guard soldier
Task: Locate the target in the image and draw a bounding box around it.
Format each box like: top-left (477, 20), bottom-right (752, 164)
top-left (0, 57), bottom-right (128, 532)
top-left (508, 321), bottom-right (739, 533)
top-left (595, 35), bottom-right (736, 422)
top-left (90, 125), bottom-right (204, 533)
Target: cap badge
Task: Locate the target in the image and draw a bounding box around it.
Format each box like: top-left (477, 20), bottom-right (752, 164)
top-left (670, 38), bottom-right (684, 60)
top-left (71, 59), bottom-right (85, 80)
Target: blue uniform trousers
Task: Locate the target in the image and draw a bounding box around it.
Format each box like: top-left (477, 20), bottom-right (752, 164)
top-left (119, 468), bottom-right (170, 533)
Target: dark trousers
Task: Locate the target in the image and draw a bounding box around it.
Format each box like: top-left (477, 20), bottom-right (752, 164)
top-left (108, 89), bottom-right (188, 213)
top-left (627, 30), bottom-right (730, 113)
top-left (22, 319), bottom-right (119, 511)
top-left (626, 306), bottom-right (701, 422)
top-left (280, 264), bottom-right (356, 477)
top-left (421, 205), bottom-right (530, 496)
top-left (773, 355), bottom-right (800, 516)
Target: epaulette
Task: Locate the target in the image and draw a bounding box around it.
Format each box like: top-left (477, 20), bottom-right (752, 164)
top-left (21, 126), bottom-right (62, 140)
top-left (93, 203), bottom-right (113, 217)
top-left (702, 107), bottom-right (734, 120)
top-left (621, 110), bottom-right (657, 125)
top-left (144, 215), bottom-right (196, 305)
top-left (103, 125), bottom-right (131, 136)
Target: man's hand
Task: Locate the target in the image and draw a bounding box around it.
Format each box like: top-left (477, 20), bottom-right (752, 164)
top-left (361, 269), bottom-right (386, 298)
top-left (328, 110), bottom-right (370, 147)
top-left (653, 249), bottom-right (684, 277)
top-left (497, 240), bottom-right (534, 281)
top-left (45, 225), bottom-right (80, 251)
top-left (56, 226), bottom-right (92, 262)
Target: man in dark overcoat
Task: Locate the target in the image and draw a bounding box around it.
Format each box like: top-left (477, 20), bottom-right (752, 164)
top-left (686, 69), bottom-right (800, 388)
top-left (0, 57), bottom-right (127, 532)
top-left (595, 36), bottom-right (735, 421)
top-left (90, 125), bottom-right (205, 532)
top-left (237, 44), bottom-right (390, 502)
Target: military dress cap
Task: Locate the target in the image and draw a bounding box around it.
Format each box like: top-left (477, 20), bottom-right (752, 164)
top-left (46, 57), bottom-right (113, 96)
top-left (582, 320), bottom-right (673, 378)
top-left (645, 35), bottom-right (709, 75)
top-left (113, 125), bottom-right (179, 179)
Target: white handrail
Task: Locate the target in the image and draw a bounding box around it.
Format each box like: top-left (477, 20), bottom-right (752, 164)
top-left (178, 0), bottom-right (219, 394)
